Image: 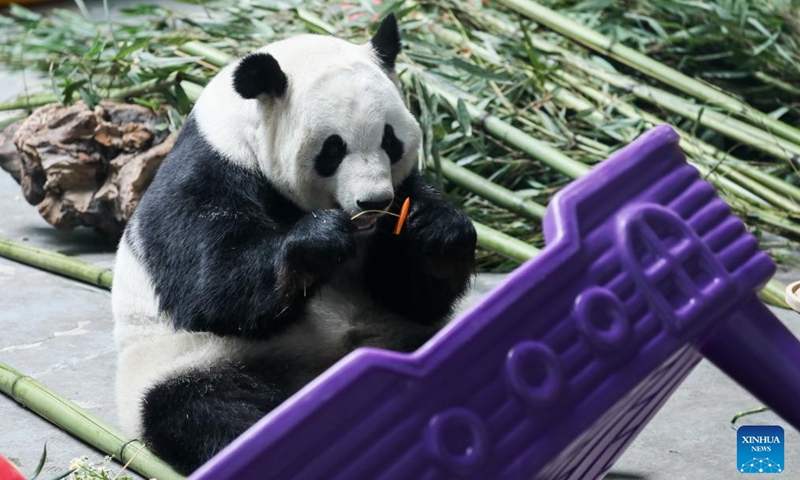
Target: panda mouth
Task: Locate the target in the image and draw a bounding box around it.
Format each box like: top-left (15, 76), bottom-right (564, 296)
top-left (351, 213), bottom-right (380, 231)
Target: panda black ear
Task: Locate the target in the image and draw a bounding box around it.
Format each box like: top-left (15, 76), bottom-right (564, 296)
top-left (233, 52), bottom-right (288, 99)
top-left (370, 13), bottom-right (401, 70)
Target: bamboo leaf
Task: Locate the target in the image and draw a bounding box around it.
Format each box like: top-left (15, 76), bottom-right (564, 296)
top-left (31, 443), bottom-right (47, 480)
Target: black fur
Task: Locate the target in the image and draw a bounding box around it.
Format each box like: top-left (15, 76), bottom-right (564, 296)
top-left (313, 134), bottom-right (347, 177)
top-left (233, 52), bottom-right (288, 99)
top-left (370, 13), bottom-right (401, 70)
top-left (381, 124), bottom-right (404, 164)
top-left (134, 115), bottom-right (353, 337)
top-left (135, 116), bottom-right (473, 335)
top-left (141, 363), bottom-right (294, 476)
top-left (365, 170), bottom-right (477, 324)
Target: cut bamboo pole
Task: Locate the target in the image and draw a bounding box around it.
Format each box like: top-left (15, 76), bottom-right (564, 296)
top-left (0, 74), bottom-right (182, 113)
top-left (429, 23), bottom-right (782, 210)
top-left (494, 0), bottom-right (800, 148)
top-left (473, 220), bottom-right (540, 262)
top-left (410, 71), bottom-right (591, 179)
top-left (455, 11), bottom-right (800, 204)
top-left (0, 362), bottom-right (183, 480)
top-left (568, 64), bottom-right (800, 164)
top-left (551, 71), bottom-right (800, 213)
top-left (442, 159), bottom-right (547, 221)
top-left (0, 239), bottom-right (113, 289)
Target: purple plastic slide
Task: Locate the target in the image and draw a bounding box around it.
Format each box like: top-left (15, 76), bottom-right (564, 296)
top-left (189, 125), bottom-right (800, 480)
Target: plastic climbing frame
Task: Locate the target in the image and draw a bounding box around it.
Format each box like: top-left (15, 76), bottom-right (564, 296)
top-left (189, 126), bottom-right (800, 480)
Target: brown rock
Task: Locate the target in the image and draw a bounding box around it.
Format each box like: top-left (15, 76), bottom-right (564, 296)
top-left (7, 101), bottom-right (174, 234)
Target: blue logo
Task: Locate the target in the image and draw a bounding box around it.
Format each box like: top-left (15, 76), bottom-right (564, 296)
top-left (738, 425), bottom-right (784, 474)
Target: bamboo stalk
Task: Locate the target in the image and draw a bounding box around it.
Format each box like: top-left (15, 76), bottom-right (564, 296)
top-left (179, 41), bottom-right (230, 68)
top-left (411, 71), bottom-right (590, 179)
top-left (553, 71), bottom-right (800, 213)
top-left (0, 239), bottom-right (113, 289)
top-left (494, 0), bottom-right (800, 148)
top-left (442, 159), bottom-right (547, 221)
top-left (0, 93), bottom-right (57, 112)
top-left (446, 13), bottom-right (800, 205)
top-left (473, 220), bottom-right (540, 263)
top-left (0, 362), bottom-right (183, 480)
top-left (0, 75), bottom-right (181, 113)
top-left (570, 64), bottom-right (800, 164)
top-left (726, 162), bottom-right (800, 205)
top-left (762, 280), bottom-right (790, 309)
top-left (754, 72), bottom-right (800, 97)
top-left (513, 33), bottom-right (800, 168)
top-left (431, 23), bottom-right (791, 211)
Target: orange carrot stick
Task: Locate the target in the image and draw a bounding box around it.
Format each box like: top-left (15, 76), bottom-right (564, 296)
top-left (394, 198), bottom-right (411, 235)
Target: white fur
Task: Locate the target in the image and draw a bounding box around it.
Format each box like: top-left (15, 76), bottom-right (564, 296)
top-left (113, 232), bottom-right (438, 437)
top-left (113, 34), bottom-right (428, 436)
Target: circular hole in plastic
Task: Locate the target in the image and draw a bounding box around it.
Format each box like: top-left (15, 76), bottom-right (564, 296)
top-left (592, 305), bottom-right (616, 332)
top-left (505, 341), bottom-right (563, 408)
top-left (519, 360), bottom-right (547, 389)
top-left (575, 287), bottom-right (630, 352)
top-left (441, 419), bottom-right (475, 457)
top-left (425, 409), bottom-right (488, 476)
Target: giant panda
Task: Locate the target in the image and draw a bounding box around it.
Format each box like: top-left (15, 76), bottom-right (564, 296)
top-left (111, 14), bottom-right (477, 475)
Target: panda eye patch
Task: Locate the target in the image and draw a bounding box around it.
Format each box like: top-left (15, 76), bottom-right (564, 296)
top-left (314, 134), bottom-right (347, 177)
top-left (381, 124), bottom-right (404, 165)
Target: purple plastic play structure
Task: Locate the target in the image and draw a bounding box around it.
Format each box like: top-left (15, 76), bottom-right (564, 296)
top-left (189, 126), bottom-right (800, 480)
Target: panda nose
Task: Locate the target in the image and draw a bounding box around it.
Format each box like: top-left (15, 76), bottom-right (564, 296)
top-left (357, 197), bottom-right (393, 211)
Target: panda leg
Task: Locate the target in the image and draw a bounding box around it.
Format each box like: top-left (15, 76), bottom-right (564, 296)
top-left (140, 363), bottom-right (292, 475)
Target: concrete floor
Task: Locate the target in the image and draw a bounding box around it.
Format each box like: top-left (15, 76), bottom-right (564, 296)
top-left (1, 2), bottom-right (800, 479)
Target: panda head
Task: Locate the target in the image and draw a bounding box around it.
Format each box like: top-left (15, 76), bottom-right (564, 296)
top-left (196, 14), bottom-right (421, 231)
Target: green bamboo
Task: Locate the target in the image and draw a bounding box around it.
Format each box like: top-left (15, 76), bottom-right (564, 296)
top-left (762, 280), bottom-right (789, 309)
top-left (411, 73), bottom-right (590, 179)
top-left (181, 80), bottom-right (205, 103)
top-left (473, 220), bottom-right (540, 263)
top-left (0, 93), bottom-right (58, 112)
top-left (495, 0), bottom-right (800, 148)
top-left (179, 41), bottom-right (230, 68)
top-left (726, 162), bottom-right (800, 205)
top-left (573, 65), bottom-right (800, 164)
top-left (518, 33), bottom-right (800, 167)
top-left (713, 164), bottom-right (800, 215)
top-left (754, 72), bottom-right (800, 97)
top-left (554, 71), bottom-right (800, 213)
top-left (0, 239), bottom-right (113, 289)
top-left (0, 75), bottom-right (181, 112)
top-left (0, 362), bottom-right (183, 480)
top-left (442, 159), bottom-right (547, 221)
top-left (431, 23), bottom-right (786, 210)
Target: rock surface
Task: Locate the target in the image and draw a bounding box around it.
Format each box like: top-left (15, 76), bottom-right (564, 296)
top-left (1, 101), bottom-right (174, 234)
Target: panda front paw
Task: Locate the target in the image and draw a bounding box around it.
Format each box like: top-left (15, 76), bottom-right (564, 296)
top-left (405, 201), bottom-right (477, 280)
top-left (283, 209), bottom-right (356, 284)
